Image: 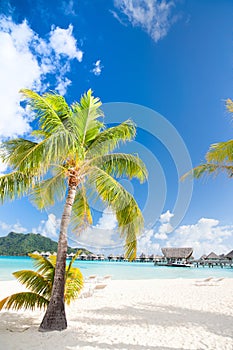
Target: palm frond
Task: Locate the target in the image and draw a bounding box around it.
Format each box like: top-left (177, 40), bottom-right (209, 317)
top-left (0, 170), bottom-right (35, 203)
top-left (181, 163), bottom-right (233, 180)
top-left (66, 250), bottom-right (82, 276)
top-left (70, 186), bottom-right (92, 233)
top-left (72, 89), bottom-right (104, 146)
top-left (90, 153), bottom-right (147, 183)
top-left (1, 138), bottom-right (38, 169)
top-left (1, 130), bottom-right (77, 176)
top-left (30, 169), bottom-right (66, 209)
top-left (0, 292), bottom-right (49, 311)
top-left (206, 140), bottom-right (233, 163)
top-left (88, 167), bottom-right (144, 260)
top-left (226, 98), bottom-right (233, 113)
top-left (28, 254), bottom-right (55, 276)
top-left (65, 267), bottom-right (84, 305)
top-left (13, 270), bottom-right (52, 298)
top-left (20, 89), bottom-right (71, 134)
top-left (86, 120), bottom-right (136, 157)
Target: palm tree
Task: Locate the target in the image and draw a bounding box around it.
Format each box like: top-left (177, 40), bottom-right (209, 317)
top-left (182, 98), bottom-right (233, 180)
top-left (0, 89), bottom-right (147, 331)
top-left (0, 252), bottom-right (84, 311)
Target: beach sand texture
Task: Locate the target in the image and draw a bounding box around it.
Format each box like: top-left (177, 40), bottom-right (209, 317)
top-left (0, 279), bottom-right (232, 350)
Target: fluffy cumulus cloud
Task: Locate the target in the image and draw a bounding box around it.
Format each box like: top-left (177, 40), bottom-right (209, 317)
top-left (137, 229), bottom-right (160, 255)
top-left (168, 218), bottom-right (233, 258)
top-left (49, 24), bottom-right (83, 61)
top-left (95, 208), bottom-right (118, 231)
top-left (91, 60), bottom-right (103, 76)
top-left (0, 220), bottom-right (28, 236)
top-left (154, 210), bottom-right (174, 240)
top-left (32, 213), bottom-right (61, 239)
top-left (0, 16), bottom-right (83, 141)
top-left (136, 212), bottom-right (233, 258)
top-left (71, 208), bottom-right (122, 251)
top-left (113, 0), bottom-right (177, 42)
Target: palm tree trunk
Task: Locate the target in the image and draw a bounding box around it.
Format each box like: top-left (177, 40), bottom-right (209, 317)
top-left (39, 186), bottom-right (76, 331)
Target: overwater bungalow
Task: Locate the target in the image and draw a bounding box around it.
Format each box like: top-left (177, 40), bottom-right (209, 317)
top-left (139, 253), bottom-right (149, 262)
top-left (108, 254), bottom-right (116, 261)
top-left (155, 247), bottom-right (194, 267)
top-left (97, 254), bottom-right (105, 261)
top-left (118, 254), bottom-right (125, 261)
top-left (200, 254), bottom-right (207, 260)
top-left (87, 253), bottom-right (98, 261)
top-left (225, 250), bottom-right (233, 261)
top-left (206, 252), bottom-right (220, 260)
top-left (149, 254), bottom-right (156, 262)
top-left (79, 252), bottom-right (87, 260)
top-left (67, 252), bottom-right (75, 259)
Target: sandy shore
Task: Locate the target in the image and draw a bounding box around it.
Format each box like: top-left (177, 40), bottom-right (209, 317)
top-left (0, 278), bottom-right (233, 350)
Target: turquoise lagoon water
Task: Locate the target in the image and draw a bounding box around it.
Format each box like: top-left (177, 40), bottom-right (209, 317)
top-left (0, 256), bottom-right (232, 281)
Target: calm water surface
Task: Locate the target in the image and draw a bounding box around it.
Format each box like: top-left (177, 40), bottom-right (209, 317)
top-left (0, 256), bottom-right (232, 281)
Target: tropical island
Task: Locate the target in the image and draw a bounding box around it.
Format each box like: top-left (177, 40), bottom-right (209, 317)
top-left (0, 232), bottom-right (90, 256)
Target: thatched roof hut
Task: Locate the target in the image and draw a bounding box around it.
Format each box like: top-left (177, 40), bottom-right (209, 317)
top-left (98, 254), bottom-right (105, 260)
top-left (149, 254), bottom-right (156, 261)
top-left (79, 252), bottom-right (87, 260)
top-left (206, 252), bottom-right (219, 260)
top-left (161, 247), bottom-right (193, 259)
top-left (225, 250), bottom-right (233, 260)
top-left (200, 254), bottom-right (207, 260)
top-left (108, 254), bottom-right (116, 260)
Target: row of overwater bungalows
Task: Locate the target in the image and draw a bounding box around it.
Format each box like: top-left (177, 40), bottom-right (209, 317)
top-left (30, 248), bottom-right (233, 267)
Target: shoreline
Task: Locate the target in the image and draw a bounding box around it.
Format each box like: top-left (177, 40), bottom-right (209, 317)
top-left (0, 279), bottom-right (233, 349)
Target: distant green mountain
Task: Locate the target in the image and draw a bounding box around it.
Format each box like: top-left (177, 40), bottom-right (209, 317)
top-left (0, 232), bottom-right (90, 256)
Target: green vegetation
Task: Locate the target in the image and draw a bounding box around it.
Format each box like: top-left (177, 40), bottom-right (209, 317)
top-left (183, 99), bottom-right (233, 179)
top-left (0, 89), bottom-right (147, 331)
top-left (0, 252), bottom-right (84, 311)
top-left (0, 232), bottom-right (90, 256)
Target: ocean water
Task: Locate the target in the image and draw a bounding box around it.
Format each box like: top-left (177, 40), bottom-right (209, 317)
top-left (0, 256), bottom-right (232, 281)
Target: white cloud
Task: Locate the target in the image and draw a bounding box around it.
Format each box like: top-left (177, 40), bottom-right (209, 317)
top-left (160, 210), bottom-right (174, 223)
top-left (137, 229), bottom-right (160, 255)
top-left (49, 24), bottom-right (83, 62)
top-left (0, 16), bottom-right (83, 143)
top-left (56, 77), bottom-right (72, 95)
top-left (0, 220), bottom-right (28, 236)
top-left (134, 211), bottom-right (233, 258)
top-left (71, 208), bottom-right (121, 250)
top-left (113, 0), bottom-right (177, 42)
top-left (95, 208), bottom-right (118, 230)
top-left (91, 59), bottom-right (103, 76)
top-left (32, 213), bottom-right (61, 239)
top-left (168, 218), bottom-right (233, 258)
top-left (0, 18), bottom-right (41, 138)
top-left (154, 210), bottom-right (173, 240)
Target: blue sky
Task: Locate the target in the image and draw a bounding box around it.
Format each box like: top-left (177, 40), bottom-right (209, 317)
top-left (0, 0), bottom-right (233, 257)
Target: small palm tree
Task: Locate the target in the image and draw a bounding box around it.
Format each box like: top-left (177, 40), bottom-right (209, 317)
top-left (0, 252), bottom-right (83, 311)
top-left (183, 98), bottom-right (233, 179)
top-left (0, 89), bottom-right (147, 331)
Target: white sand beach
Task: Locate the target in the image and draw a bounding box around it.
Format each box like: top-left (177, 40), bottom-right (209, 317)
top-left (0, 278), bottom-right (233, 350)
